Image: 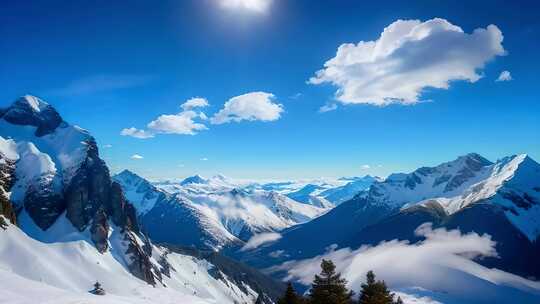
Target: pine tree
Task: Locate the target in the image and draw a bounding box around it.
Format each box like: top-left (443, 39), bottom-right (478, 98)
top-left (358, 270), bottom-right (395, 304)
top-left (277, 282), bottom-right (302, 304)
top-left (308, 259), bottom-right (353, 304)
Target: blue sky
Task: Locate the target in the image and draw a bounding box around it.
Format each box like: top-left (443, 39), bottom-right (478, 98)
top-left (1, 0), bottom-right (539, 180)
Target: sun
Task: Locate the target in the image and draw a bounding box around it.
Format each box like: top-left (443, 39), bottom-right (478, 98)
top-left (217, 0), bottom-right (272, 13)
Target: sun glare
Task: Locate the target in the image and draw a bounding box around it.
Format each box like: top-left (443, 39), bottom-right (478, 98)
top-left (218, 0), bottom-right (272, 13)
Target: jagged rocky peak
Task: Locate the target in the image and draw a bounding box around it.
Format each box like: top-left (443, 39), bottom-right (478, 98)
top-left (0, 95), bottom-right (159, 285)
top-left (115, 169), bottom-right (147, 186)
top-left (180, 174), bottom-right (208, 185)
top-left (0, 95), bottom-right (63, 136)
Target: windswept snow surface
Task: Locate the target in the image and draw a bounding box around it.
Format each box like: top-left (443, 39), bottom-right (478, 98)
top-left (0, 219), bottom-right (258, 304)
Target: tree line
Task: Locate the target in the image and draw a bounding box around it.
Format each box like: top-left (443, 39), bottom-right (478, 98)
top-left (277, 259), bottom-right (403, 304)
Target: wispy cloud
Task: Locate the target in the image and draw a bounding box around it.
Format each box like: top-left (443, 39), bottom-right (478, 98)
top-left (361, 164), bottom-right (371, 170)
top-left (52, 74), bottom-right (153, 96)
top-left (242, 232), bottom-right (281, 251)
top-left (319, 103), bottom-right (338, 113)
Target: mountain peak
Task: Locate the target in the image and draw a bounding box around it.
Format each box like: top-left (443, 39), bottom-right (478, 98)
top-left (14, 95), bottom-right (50, 112)
top-left (180, 174), bottom-right (208, 185)
top-left (1, 95), bottom-right (63, 136)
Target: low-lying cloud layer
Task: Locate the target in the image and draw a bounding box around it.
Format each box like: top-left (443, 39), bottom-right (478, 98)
top-left (269, 223), bottom-right (540, 303)
top-left (309, 18), bottom-right (506, 106)
top-left (242, 232), bottom-right (282, 251)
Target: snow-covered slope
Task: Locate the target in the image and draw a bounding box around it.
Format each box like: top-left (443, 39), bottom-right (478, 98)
top-left (0, 218), bottom-right (266, 304)
top-left (114, 170), bottom-right (241, 251)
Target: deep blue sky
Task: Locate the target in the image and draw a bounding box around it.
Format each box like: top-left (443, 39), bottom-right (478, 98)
top-left (1, 0), bottom-right (539, 180)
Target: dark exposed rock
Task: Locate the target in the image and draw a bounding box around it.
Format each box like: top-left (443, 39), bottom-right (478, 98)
top-left (90, 208), bottom-right (109, 253)
top-left (0, 154), bottom-right (17, 226)
top-left (65, 138), bottom-right (111, 231)
top-left (404, 173), bottom-right (422, 189)
top-left (124, 231), bottom-right (158, 286)
top-left (444, 153), bottom-right (491, 192)
top-left (24, 182), bottom-right (64, 230)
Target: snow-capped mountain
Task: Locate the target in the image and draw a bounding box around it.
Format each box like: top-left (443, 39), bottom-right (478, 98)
top-left (359, 153), bottom-right (540, 240)
top-left (319, 175), bottom-right (380, 204)
top-left (0, 96), bottom-right (281, 304)
top-left (114, 170), bottom-right (242, 251)
top-left (236, 153), bottom-right (540, 280)
top-left (115, 170), bottom-right (330, 247)
top-left (271, 176), bottom-right (378, 206)
top-left (0, 218), bottom-right (281, 304)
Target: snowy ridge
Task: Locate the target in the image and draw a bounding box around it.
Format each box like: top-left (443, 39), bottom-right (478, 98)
top-left (0, 218), bottom-right (261, 304)
top-left (151, 174), bottom-right (329, 241)
top-left (358, 153), bottom-right (540, 240)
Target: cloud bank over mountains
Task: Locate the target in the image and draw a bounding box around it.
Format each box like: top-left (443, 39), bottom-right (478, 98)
top-left (269, 223), bottom-right (540, 302)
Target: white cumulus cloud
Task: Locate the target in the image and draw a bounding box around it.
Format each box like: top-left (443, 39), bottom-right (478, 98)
top-left (211, 92), bottom-right (283, 124)
top-left (218, 0), bottom-right (272, 13)
top-left (242, 232), bottom-right (282, 251)
top-left (309, 18), bottom-right (506, 106)
top-left (121, 97), bottom-right (209, 138)
top-left (361, 164), bottom-right (371, 170)
top-left (131, 154), bottom-right (144, 160)
top-left (496, 70), bottom-right (513, 82)
top-left (147, 111), bottom-right (207, 135)
top-left (181, 97), bottom-right (209, 110)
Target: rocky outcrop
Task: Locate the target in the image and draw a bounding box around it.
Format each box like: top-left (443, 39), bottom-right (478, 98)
top-left (1, 95), bottom-right (160, 286)
top-left (124, 231), bottom-right (158, 286)
top-left (0, 95), bottom-right (62, 137)
top-left (0, 154), bottom-right (17, 227)
top-left (65, 138), bottom-right (111, 231)
top-left (90, 208), bottom-right (109, 253)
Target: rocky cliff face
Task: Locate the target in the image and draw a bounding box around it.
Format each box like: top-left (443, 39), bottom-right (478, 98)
top-left (0, 153), bottom-right (17, 227)
top-left (0, 95), bottom-right (158, 285)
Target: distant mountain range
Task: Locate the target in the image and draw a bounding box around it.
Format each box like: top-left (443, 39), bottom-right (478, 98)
top-left (234, 152), bottom-right (540, 281)
top-left (114, 169), bottom-right (330, 250)
top-left (2, 95), bottom-right (539, 303)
